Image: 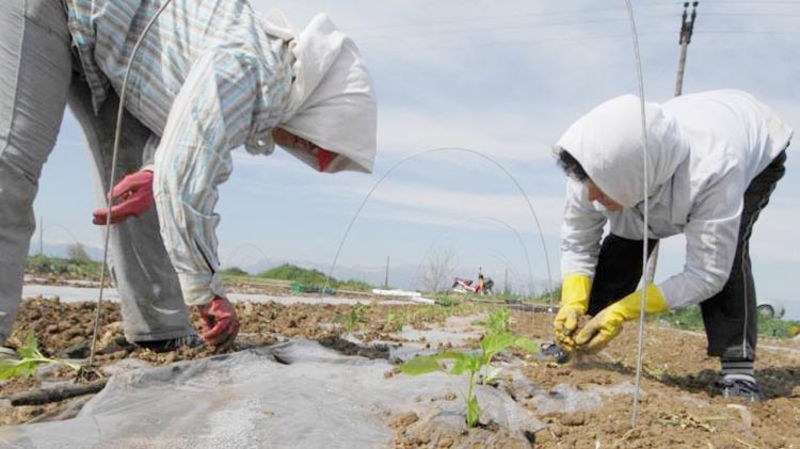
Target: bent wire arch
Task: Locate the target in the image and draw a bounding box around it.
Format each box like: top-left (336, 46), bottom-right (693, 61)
top-left (323, 147), bottom-right (554, 305)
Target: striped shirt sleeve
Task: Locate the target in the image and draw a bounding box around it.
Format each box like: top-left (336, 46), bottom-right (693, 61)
top-left (153, 50), bottom-right (259, 306)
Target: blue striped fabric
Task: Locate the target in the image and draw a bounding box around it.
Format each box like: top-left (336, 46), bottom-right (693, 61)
top-left (65, 0), bottom-right (294, 305)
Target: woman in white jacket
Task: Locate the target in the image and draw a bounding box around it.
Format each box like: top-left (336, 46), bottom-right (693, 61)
top-left (552, 90), bottom-right (791, 401)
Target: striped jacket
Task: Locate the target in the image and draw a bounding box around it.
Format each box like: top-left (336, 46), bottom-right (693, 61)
top-left (65, 0), bottom-right (294, 305)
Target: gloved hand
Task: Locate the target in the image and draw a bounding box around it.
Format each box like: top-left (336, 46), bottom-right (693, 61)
top-left (575, 283), bottom-right (668, 353)
top-left (197, 296), bottom-right (240, 348)
top-left (553, 274), bottom-right (592, 352)
top-left (92, 169), bottom-right (154, 225)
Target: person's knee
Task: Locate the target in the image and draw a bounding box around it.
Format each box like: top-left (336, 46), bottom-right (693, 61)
top-left (0, 141), bottom-right (46, 186)
top-left (0, 150), bottom-right (39, 231)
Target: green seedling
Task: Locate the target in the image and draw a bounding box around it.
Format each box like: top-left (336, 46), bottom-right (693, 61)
top-left (336, 302), bottom-right (369, 334)
top-left (400, 328), bottom-right (539, 427)
top-left (481, 306), bottom-right (510, 336)
top-left (384, 311), bottom-right (404, 332)
top-left (0, 333), bottom-right (80, 380)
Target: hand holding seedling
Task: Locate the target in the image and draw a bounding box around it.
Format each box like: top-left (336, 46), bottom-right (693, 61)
top-left (92, 169), bottom-right (154, 224)
top-left (553, 274), bottom-right (592, 353)
top-left (574, 284), bottom-right (668, 353)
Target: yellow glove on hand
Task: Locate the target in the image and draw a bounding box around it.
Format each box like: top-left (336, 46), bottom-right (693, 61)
top-left (575, 283), bottom-right (668, 354)
top-left (553, 274), bottom-right (592, 352)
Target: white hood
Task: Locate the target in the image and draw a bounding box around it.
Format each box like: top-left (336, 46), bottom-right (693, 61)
top-left (555, 95), bottom-right (689, 208)
top-left (257, 11), bottom-right (377, 173)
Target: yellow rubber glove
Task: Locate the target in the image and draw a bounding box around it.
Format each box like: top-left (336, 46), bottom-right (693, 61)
top-left (575, 283), bottom-right (668, 354)
top-left (553, 274), bottom-right (592, 351)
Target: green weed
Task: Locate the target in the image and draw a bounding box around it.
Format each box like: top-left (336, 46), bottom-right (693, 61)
top-left (0, 334), bottom-right (80, 380)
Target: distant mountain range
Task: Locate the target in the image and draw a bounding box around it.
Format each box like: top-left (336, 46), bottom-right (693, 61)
top-left (30, 241), bottom-right (545, 295)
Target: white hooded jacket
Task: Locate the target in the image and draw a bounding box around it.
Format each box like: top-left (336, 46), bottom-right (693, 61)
top-left (255, 10), bottom-right (377, 173)
top-left (557, 90), bottom-right (792, 308)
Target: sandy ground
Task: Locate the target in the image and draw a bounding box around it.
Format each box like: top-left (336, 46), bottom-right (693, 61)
top-left (2, 283), bottom-right (800, 448)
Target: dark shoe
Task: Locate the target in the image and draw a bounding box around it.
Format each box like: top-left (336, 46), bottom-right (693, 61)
top-left (0, 345), bottom-right (18, 360)
top-left (134, 335), bottom-right (203, 353)
top-left (716, 377), bottom-right (763, 402)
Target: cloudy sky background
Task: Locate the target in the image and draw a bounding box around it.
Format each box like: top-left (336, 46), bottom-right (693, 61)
top-left (35, 1), bottom-right (800, 316)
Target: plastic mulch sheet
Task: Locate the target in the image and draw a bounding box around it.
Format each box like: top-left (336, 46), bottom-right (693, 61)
top-left (0, 340), bottom-right (545, 448)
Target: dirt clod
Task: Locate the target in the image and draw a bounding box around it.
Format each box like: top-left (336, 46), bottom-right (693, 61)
top-left (559, 412), bottom-right (585, 426)
top-left (393, 411), bottom-right (420, 428)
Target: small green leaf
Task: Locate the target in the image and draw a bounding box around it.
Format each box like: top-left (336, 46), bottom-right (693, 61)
top-left (450, 358), bottom-right (468, 375)
top-left (466, 353), bottom-right (483, 372)
top-left (433, 351), bottom-right (469, 363)
top-left (400, 356), bottom-right (444, 375)
top-left (18, 333), bottom-right (41, 360)
top-left (481, 332), bottom-right (515, 360)
top-left (0, 359), bottom-right (41, 380)
top-left (513, 337), bottom-right (541, 354)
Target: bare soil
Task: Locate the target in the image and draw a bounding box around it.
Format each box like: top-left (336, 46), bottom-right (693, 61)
top-left (3, 287), bottom-right (800, 448)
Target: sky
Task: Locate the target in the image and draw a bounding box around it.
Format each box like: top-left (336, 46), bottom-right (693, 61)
top-left (35, 1), bottom-right (800, 316)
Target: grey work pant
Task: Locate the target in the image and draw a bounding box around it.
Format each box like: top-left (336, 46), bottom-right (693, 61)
top-left (0, 0), bottom-right (193, 343)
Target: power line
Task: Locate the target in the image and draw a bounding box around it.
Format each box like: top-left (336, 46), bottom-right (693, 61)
top-left (356, 14), bottom-right (677, 41)
top-left (349, 4), bottom-right (681, 33)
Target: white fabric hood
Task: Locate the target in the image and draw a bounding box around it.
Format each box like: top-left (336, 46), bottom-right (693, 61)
top-left (555, 95), bottom-right (689, 208)
top-left (257, 10), bottom-right (377, 173)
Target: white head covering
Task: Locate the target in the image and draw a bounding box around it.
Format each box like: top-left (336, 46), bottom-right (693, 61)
top-left (257, 10), bottom-right (377, 173)
top-left (555, 95), bottom-right (689, 208)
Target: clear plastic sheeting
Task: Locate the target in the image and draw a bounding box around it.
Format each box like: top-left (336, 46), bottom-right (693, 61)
top-left (0, 340), bottom-right (545, 449)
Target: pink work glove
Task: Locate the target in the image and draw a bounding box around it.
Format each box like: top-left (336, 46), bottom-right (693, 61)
top-left (197, 296), bottom-right (240, 348)
top-left (92, 169), bottom-right (154, 225)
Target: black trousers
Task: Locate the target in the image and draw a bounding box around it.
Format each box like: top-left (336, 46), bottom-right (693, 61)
top-left (586, 151), bottom-right (787, 361)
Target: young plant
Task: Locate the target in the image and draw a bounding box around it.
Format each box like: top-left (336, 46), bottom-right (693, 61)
top-left (399, 317), bottom-right (539, 427)
top-left (400, 349), bottom-right (483, 427)
top-left (482, 306), bottom-right (510, 336)
top-left (384, 310), bottom-right (404, 332)
top-left (336, 302), bottom-right (370, 334)
top-left (0, 333), bottom-right (80, 380)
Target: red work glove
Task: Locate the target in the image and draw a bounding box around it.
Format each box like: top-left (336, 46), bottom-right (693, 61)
top-left (197, 296), bottom-right (240, 348)
top-left (92, 169), bottom-right (154, 225)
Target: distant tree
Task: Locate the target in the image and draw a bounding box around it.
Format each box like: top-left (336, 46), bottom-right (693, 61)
top-left (258, 263), bottom-right (331, 285)
top-left (418, 246), bottom-right (458, 293)
top-left (67, 243), bottom-right (92, 264)
top-left (222, 266), bottom-right (250, 276)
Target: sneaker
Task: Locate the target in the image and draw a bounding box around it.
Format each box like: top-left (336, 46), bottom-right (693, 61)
top-left (134, 335), bottom-right (203, 353)
top-left (0, 345), bottom-right (18, 360)
top-left (716, 377), bottom-right (763, 402)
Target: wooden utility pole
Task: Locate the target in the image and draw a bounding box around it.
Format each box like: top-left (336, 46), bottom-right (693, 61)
top-left (674, 1), bottom-right (699, 97)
